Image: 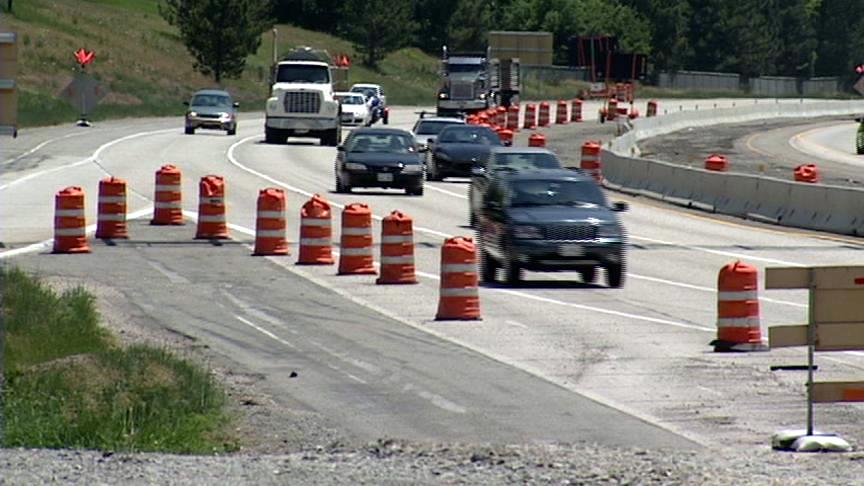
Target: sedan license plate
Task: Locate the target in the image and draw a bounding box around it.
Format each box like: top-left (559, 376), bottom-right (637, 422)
top-left (559, 244), bottom-right (585, 257)
top-left (377, 173), bottom-right (394, 182)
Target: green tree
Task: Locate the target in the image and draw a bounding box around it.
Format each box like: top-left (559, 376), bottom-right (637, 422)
top-left (413, 0), bottom-right (460, 54)
top-left (159, 0), bottom-right (273, 83)
top-left (447, 0), bottom-right (493, 51)
top-left (621, 0), bottom-right (691, 72)
top-left (341, 0), bottom-right (416, 69)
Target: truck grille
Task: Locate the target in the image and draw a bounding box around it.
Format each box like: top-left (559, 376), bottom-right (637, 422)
top-left (544, 224), bottom-right (597, 241)
top-left (282, 91), bottom-right (321, 113)
top-left (450, 81), bottom-right (475, 100)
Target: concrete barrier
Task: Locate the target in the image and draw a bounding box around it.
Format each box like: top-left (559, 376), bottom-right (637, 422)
top-left (604, 99), bottom-right (864, 236)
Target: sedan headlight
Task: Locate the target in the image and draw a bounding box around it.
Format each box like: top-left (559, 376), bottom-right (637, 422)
top-left (512, 225), bottom-right (543, 239)
top-left (187, 111), bottom-right (197, 118)
top-left (597, 224), bottom-right (621, 238)
top-left (345, 162), bottom-right (366, 171)
top-left (218, 112), bottom-right (231, 120)
top-left (401, 164), bottom-right (423, 174)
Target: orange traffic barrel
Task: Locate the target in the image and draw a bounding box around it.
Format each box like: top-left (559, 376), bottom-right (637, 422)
top-left (705, 154), bottom-right (729, 172)
top-left (528, 132), bottom-right (546, 147)
top-left (495, 106), bottom-right (507, 128)
top-left (794, 164), bottom-right (820, 183)
top-left (580, 141), bottom-right (603, 183)
top-left (376, 210), bottom-right (417, 285)
top-left (555, 100), bottom-right (569, 124)
top-left (53, 186), bottom-right (90, 253)
top-left (506, 105), bottom-right (519, 131)
top-left (523, 103), bottom-right (537, 129)
top-left (435, 236), bottom-right (481, 320)
top-left (711, 261), bottom-right (768, 352)
top-left (95, 176), bottom-right (128, 239)
top-left (253, 188), bottom-right (289, 256)
top-left (606, 98), bottom-right (618, 121)
top-left (297, 194), bottom-right (334, 265)
top-left (195, 175), bottom-right (229, 239)
top-left (497, 128), bottom-right (514, 146)
top-left (538, 102), bottom-right (551, 127)
top-left (338, 202), bottom-right (376, 275)
top-left (151, 164), bottom-right (184, 225)
top-left (646, 100), bottom-right (658, 117)
top-left (628, 106), bottom-right (640, 119)
top-left (570, 99), bottom-right (583, 122)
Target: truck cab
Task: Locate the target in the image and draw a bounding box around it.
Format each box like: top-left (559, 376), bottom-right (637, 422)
top-left (436, 47), bottom-right (490, 117)
top-left (265, 47), bottom-right (342, 146)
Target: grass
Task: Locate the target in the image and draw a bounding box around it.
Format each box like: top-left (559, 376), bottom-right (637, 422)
top-left (1, 266), bottom-right (237, 453)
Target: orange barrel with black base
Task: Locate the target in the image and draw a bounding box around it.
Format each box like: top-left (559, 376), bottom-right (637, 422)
top-left (497, 128), bottom-right (514, 146)
top-left (435, 236), bottom-right (481, 320)
top-left (253, 188), bottom-right (289, 256)
top-left (606, 98), bottom-right (618, 121)
top-left (538, 102), bottom-right (551, 127)
top-left (506, 105), bottom-right (519, 131)
top-left (580, 141), bottom-right (603, 183)
top-left (496, 106), bottom-right (507, 128)
top-left (376, 210), bottom-right (417, 285)
top-left (711, 261), bottom-right (768, 352)
top-left (338, 202), bottom-right (376, 275)
top-left (528, 132), bottom-right (546, 147)
top-left (647, 100), bottom-right (658, 117)
top-left (195, 175), bottom-right (230, 239)
top-left (705, 154), bottom-right (729, 172)
top-left (523, 103), bottom-right (537, 129)
top-left (53, 186), bottom-right (90, 253)
top-left (794, 164), bottom-right (820, 183)
top-left (297, 194), bottom-right (334, 265)
top-left (95, 176), bottom-right (128, 239)
top-left (571, 99), bottom-right (583, 122)
top-left (555, 100), bottom-right (569, 124)
top-left (151, 164), bottom-right (184, 225)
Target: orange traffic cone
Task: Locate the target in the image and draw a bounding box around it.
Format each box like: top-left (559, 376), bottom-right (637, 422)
top-left (253, 188), bottom-right (289, 256)
top-left (376, 210), bottom-right (417, 284)
top-left (53, 186), bottom-right (90, 253)
top-left (95, 176), bottom-right (128, 239)
top-left (195, 175), bottom-right (230, 239)
top-left (297, 194), bottom-right (334, 265)
top-left (151, 165), bottom-right (184, 225)
top-left (711, 261), bottom-right (768, 352)
top-left (338, 203), bottom-right (376, 275)
top-left (580, 141), bottom-right (603, 183)
top-left (435, 236), bottom-right (481, 320)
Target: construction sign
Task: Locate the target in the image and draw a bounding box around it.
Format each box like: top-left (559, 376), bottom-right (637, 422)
top-left (60, 73), bottom-right (109, 120)
top-left (0, 32), bottom-right (17, 137)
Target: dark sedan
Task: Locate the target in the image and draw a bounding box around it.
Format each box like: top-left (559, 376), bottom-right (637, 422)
top-left (334, 128), bottom-right (425, 196)
top-left (426, 125), bottom-right (503, 181)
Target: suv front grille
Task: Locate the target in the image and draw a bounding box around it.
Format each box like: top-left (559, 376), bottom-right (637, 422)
top-left (450, 81), bottom-right (474, 100)
top-left (282, 91), bottom-right (321, 113)
top-left (544, 224), bottom-right (597, 241)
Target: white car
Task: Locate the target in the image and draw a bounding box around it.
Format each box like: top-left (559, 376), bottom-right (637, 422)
top-left (350, 83), bottom-right (387, 108)
top-left (410, 114), bottom-right (466, 149)
top-left (335, 92), bottom-right (370, 126)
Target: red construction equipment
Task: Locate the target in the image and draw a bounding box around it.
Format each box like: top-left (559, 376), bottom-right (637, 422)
top-left (297, 194), bottom-right (334, 265)
top-left (711, 261), bottom-right (767, 352)
top-left (253, 188), bottom-right (289, 256)
top-left (376, 210), bottom-right (417, 285)
top-left (705, 154), bottom-right (730, 172)
top-left (435, 236), bottom-right (481, 320)
top-left (195, 175), bottom-right (229, 239)
top-left (95, 176), bottom-right (128, 239)
top-left (151, 165), bottom-right (184, 225)
top-left (580, 141), bottom-right (603, 183)
top-left (53, 186), bottom-right (90, 254)
top-left (338, 202), bottom-right (376, 275)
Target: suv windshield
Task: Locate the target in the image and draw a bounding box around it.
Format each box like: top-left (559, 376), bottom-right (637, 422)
top-left (276, 64), bottom-right (330, 84)
top-left (492, 153), bottom-right (561, 171)
top-left (347, 133), bottom-right (415, 154)
top-left (509, 180), bottom-right (607, 207)
top-left (191, 94), bottom-right (231, 107)
top-left (438, 127), bottom-right (501, 145)
top-left (415, 121), bottom-right (461, 135)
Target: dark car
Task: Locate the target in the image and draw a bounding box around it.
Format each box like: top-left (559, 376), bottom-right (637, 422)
top-left (334, 128), bottom-right (425, 196)
top-left (475, 169), bottom-right (629, 287)
top-left (468, 147), bottom-right (563, 227)
top-left (184, 89), bottom-right (239, 135)
top-left (426, 125), bottom-right (503, 181)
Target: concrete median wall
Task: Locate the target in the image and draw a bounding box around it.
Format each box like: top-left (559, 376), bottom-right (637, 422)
top-left (604, 99), bottom-right (864, 236)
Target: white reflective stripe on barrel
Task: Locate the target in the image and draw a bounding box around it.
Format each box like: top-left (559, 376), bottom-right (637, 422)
top-left (440, 287), bottom-right (479, 297)
top-left (341, 247), bottom-right (373, 256)
top-left (717, 290), bottom-right (759, 301)
top-left (257, 211), bottom-right (284, 219)
top-left (256, 229), bottom-right (285, 238)
top-left (342, 227), bottom-right (372, 236)
top-left (199, 197), bottom-right (224, 205)
top-left (442, 263), bottom-right (476, 273)
top-left (54, 228), bottom-right (86, 236)
top-left (55, 209), bottom-right (85, 217)
top-left (716, 317), bottom-right (760, 328)
top-left (97, 214), bottom-right (125, 221)
top-left (198, 215), bottom-right (226, 222)
top-left (301, 218), bottom-right (330, 227)
top-left (98, 196), bottom-right (125, 203)
top-left (381, 256), bottom-right (414, 265)
top-left (300, 238), bottom-right (330, 246)
top-left (154, 201), bottom-right (182, 209)
top-left (381, 235), bottom-right (413, 244)
top-left (155, 184), bottom-right (180, 191)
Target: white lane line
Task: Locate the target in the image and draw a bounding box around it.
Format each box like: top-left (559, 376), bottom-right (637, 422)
top-left (146, 260), bottom-right (190, 284)
top-left (1, 132), bottom-right (85, 165)
top-left (629, 273), bottom-right (808, 308)
top-left (0, 207), bottom-right (153, 259)
top-left (0, 128), bottom-right (177, 191)
top-left (629, 235), bottom-right (806, 267)
top-left (234, 314), bottom-right (298, 350)
top-left (506, 320), bottom-right (529, 329)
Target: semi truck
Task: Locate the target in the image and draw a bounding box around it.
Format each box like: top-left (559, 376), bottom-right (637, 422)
top-left (435, 46), bottom-right (521, 117)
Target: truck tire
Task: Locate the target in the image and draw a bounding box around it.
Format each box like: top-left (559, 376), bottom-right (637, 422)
top-left (265, 126), bottom-right (284, 144)
top-left (321, 127), bottom-right (340, 147)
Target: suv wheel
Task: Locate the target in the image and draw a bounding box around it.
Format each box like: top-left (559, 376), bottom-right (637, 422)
top-left (480, 248), bottom-right (497, 283)
top-left (405, 182), bottom-right (424, 196)
top-left (185, 126), bottom-right (195, 135)
top-left (427, 155), bottom-right (442, 181)
top-left (503, 259), bottom-right (522, 286)
top-left (227, 124), bottom-right (237, 136)
top-left (606, 263), bottom-right (626, 288)
top-left (335, 175), bottom-right (351, 193)
top-left (581, 266), bottom-right (597, 284)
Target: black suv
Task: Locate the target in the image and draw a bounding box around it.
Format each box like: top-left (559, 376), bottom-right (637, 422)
top-left (475, 169), bottom-right (629, 287)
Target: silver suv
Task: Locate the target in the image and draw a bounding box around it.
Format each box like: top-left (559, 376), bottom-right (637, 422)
top-left (184, 89), bottom-right (238, 136)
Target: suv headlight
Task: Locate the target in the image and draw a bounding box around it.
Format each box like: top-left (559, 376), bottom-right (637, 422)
top-left (187, 111), bottom-right (197, 118)
top-left (512, 225), bottom-right (543, 239)
top-left (345, 162), bottom-right (366, 171)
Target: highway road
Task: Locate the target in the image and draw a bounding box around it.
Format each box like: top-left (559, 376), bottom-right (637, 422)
top-left (4, 101), bottom-right (864, 450)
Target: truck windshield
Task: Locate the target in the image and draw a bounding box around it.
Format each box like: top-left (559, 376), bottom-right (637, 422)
top-left (276, 64), bottom-right (330, 84)
top-left (447, 64), bottom-right (484, 74)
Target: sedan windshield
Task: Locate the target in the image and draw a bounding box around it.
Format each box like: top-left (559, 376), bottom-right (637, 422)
top-left (492, 153), bottom-right (561, 171)
top-left (347, 133), bottom-right (415, 154)
top-left (276, 64), bottom-right (330, 83)
top-left (438, 127), bottom-right (502, 145)
top-left (509, 180), bottom-right (607, 207)
top-left (338, 95), bottom-right (365, 105)
top-left (415, 121), bottom-right (461, 135)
